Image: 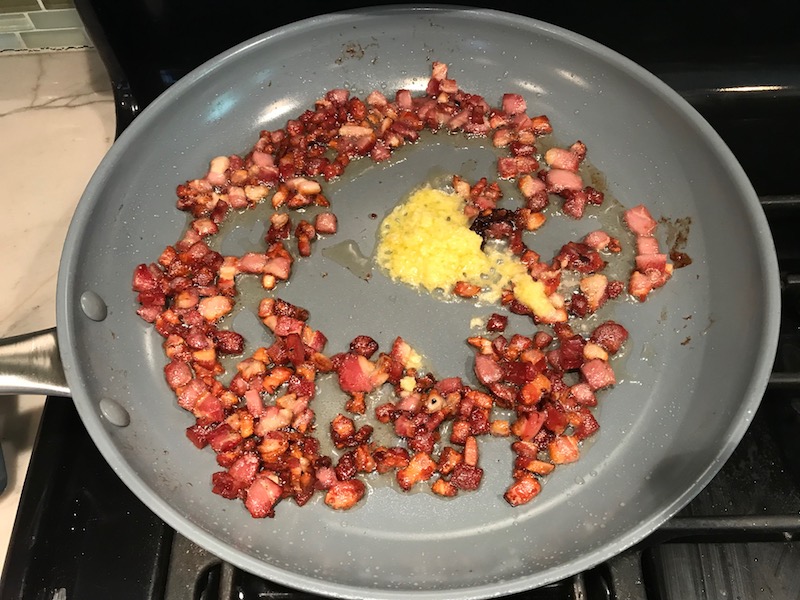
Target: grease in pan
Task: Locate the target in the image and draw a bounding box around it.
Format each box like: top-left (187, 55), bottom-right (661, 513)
top-left (133, 61), bottom-right (679, 518)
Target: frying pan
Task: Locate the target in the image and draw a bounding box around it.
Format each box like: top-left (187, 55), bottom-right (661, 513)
top-left (0, 5), bottom-right (779, 599)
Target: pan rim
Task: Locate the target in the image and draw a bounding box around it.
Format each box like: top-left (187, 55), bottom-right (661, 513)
top-left (56, 5), bottom-right (781, 598)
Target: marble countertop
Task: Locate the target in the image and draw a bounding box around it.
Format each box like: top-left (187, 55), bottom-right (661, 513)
top-left (0, 49), bottom-right (115, 569)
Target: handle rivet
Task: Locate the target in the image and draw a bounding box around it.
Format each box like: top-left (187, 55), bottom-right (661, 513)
top-left (99, 398), bottom-right (130, 427)
top-left (80, 291), bottom-right (108, 322)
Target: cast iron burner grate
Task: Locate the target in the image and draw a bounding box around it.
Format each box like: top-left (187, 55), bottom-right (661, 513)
top-left (2, 195), bottom-right (799, 600)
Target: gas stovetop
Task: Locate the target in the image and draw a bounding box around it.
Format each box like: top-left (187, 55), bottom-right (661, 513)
top-left (3, 1), bottom-right (800, 599)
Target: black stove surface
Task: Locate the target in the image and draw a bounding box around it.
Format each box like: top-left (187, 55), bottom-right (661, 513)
top-left (4, 1), bottom-right (800, 599)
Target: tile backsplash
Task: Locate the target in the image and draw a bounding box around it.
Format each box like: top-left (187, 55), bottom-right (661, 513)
top-left (0, 0), bottom-right (91, 51)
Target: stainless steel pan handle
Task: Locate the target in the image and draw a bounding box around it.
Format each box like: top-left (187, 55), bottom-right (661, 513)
top-left (0, 328), bottom-right (70, 397)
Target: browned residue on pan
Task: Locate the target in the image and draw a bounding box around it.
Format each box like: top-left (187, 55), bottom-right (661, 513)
top-left (659, 216), bottom-right (693, 268)
top-left (589, 167), bottom-right (607, 191)
top-left (335, 41), bottom-right (378, 64)
top-left (336, 42), bottom-right (365, 63)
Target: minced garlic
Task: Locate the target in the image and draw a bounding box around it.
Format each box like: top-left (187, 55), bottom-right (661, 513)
top-left (376, 186), bottom-right (559, 320)
top-left (399, 376), bottom-right (417, 392)
top-left (376, 187), bottom-right (491, 293)
top-left (483, 248), bottom-right (559, 321)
